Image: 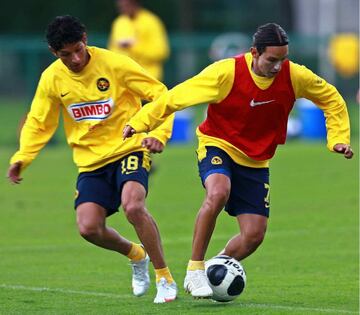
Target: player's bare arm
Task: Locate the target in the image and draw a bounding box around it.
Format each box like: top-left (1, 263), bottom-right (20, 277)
top-left (7, 161), bottom-right (23, 184)
top-left (333, 143), bottom-right (354, 159)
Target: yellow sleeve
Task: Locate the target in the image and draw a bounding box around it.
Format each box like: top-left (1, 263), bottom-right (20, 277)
top-left (107, 17), bottom-right (135, 53)
top-left (128, 58), bottom-right (235, 133)
top-left (121, 56), bottom-right (167, 100)
top-left (120, 57), bottom-right (174, 144)
top-left (10, 73), bottom-right (60, 171)
top-left (290, 62), bottom-right (351, 151)
top-left (146, 113), bottom-right (174, 145)
top-left (130, 14), bottom-right (169, 62)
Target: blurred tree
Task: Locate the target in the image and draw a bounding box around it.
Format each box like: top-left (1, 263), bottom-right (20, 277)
top-left (0, 0), bottom-right (114, 34)
top-left (0, 0), bottom-right (293, 34)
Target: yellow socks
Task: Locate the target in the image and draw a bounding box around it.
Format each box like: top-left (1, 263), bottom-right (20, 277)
top-left (187, 260), bottom-right (205, 271)
top-left (155, 267), bottom-right (174, 284)
top-left (127, 243), bottom-right (146, 261)
top-left (127, 243), bottom-right (174, 284)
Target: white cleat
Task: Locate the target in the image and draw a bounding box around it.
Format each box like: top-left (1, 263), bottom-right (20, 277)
top-left (130, 254), bottom-right (150, 296)
top-left (153, 277), bottom-right (178, 303)
top-left (184, 270), bottom-right (213, 298)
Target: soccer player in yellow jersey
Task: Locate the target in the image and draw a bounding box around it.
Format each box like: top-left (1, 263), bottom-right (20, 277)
top-left (123, 23), bottom-right (354, 298)
top-left (108, 0), bottom-right (170, 81)
top-left (7, 15), bottom-right (177, 303)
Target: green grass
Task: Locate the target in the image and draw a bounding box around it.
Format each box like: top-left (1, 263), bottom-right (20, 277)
top-left (0, 98), bottom-right (358, 314)
top-left (0, 139), bottom-right (358, 314)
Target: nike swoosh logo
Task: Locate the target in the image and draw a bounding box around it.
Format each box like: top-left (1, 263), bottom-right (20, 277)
top-left (250, 99), bottom-right (275, 107)
top-left (61, 92), bottom-right (70, 97)
top-left (125, 171), bottom-right (137, 175)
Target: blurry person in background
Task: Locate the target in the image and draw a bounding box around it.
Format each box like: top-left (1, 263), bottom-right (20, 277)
top-left (7, 15), bottom-right (177, 304)
top-left (108, 0), bottom-right (170, 81)
top-left (328, 33), bottom-right (359, 78)
top-left (123, 23), bottom-right (353, 298)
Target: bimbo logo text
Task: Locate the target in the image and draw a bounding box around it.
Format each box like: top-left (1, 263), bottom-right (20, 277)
top-left (67, 99), bottom-right (114, 121)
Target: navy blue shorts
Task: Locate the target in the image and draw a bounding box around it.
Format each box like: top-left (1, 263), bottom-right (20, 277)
top-left (74, 151), bottom-right (150, 216)
top-left (198, 146), bottom-right (270, 217)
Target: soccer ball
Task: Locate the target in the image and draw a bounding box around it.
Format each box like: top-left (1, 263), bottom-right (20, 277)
top-left (205, 255), bottom-right (246, 302)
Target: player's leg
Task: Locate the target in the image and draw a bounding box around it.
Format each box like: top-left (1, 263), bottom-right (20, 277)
top-left (75, 168), bottom-right (134, 254)
top-left (191, 173), bottom-right (231, 261)
top-left (184, 173), bottom-right (230, 298)
top-left (119, 152), bottom-right (177, 303)
top-left (222, 213), bottom-right (267, 260)
top-left (219, 164), bottom-right (270, 261)
top-left (75, 164), bottom-right (150, 297)
top-left (121, 181), bottom-right (177, 303)
top-left (121, 180), bottom-right (166, 268)
top-left (76, 201), bottom-right (132, 254)
top-left (184, 146), bottom-right (231, 298)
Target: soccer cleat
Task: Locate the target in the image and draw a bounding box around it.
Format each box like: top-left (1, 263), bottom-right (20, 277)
top-left (184, 270), bottom-right (213, 298)
top-left (130, 254), bottom-right (150, 296)
top-left (153, 277), bottom-right (178, 303)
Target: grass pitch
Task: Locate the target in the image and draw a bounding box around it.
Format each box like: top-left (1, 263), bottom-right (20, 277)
top-left (0, 97), bottom-right (358, 314)
top-left (0, 139), bottom-right (358, 314)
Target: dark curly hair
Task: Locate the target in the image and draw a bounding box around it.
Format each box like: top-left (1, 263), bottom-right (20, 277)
top-left (253, 23), bottom-right (289, 55)
top-left (46, 15), bottom-right (86, 51)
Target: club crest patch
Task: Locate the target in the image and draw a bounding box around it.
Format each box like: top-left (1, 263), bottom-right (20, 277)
top-left (211, 156), bottom-right (223, 165)
top-left (97, 78), bottom-right (110, 91)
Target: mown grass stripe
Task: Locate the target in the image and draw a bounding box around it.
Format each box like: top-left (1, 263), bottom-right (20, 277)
top-left (1, 284), bottom-right (357, 314)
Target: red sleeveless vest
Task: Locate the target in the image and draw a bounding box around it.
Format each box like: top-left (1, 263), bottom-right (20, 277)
top-left (198, 54), bottom-right (295, 161)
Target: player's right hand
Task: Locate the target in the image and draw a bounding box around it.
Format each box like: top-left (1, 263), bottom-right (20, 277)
top-left (7, 161), bottom-right (23, 184)
top-left (123, 125), bottom-right (137, 140)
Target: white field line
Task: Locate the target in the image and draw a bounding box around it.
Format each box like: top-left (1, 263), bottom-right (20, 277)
top-left (0, 283), bottom-right (132, 299)
top-left (0, 283), bottom-right (357, 314)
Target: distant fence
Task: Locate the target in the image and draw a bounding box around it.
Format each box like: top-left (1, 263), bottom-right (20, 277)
top-left (0, 32), bottom-right (357, 100)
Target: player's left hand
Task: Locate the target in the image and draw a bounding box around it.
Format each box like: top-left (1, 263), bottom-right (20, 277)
top-left (142, 137), bottom-right (164, 153)
top-left (123, 125), bottom-right (136, 139)
top-left (333, 143), bottom-right (354, 159)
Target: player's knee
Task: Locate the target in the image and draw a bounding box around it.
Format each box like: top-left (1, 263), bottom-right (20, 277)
top-left (77, 222), bottom-right (102, 240)
top-left (123, 201), bottom-right (146, 224)
top-left (206, 187), bottom-right (230, 211)
top-left (251, 232), bottom-right (265, 249)
top-left (244, 229), bottom-right (265, 250)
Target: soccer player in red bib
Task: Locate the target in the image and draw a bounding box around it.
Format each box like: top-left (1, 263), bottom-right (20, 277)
top-left (7, 15), bottom-right (177, 303)
top-left (123, 23), bottom-right (354, 298)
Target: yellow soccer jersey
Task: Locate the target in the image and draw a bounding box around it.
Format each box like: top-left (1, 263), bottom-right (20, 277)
top-left (10, 46), bottom-right (173, 172)
top-left (108, 9), bottom-right (169, 80)
top-left (127, 52), bottom-right (351, 168)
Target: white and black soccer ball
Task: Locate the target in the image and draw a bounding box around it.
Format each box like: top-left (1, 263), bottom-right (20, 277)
top-left (205, 255), bottom-right (246, 302)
